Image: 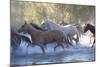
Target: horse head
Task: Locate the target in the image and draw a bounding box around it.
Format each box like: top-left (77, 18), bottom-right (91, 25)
top-left (18, 22), bottom-right (29, 33)
top-left (84, 24), bottom-right (92, 33)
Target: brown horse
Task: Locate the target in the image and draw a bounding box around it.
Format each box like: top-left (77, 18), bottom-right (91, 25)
top-left (30, 23), bottom-right (72, 47)
top-left (18, 22), bottom-right (69, 54)
top-left (30, 23), bottom-right (47, 31)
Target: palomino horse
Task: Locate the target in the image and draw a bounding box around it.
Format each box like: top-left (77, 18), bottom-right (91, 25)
top-left (18, 22), bottom-right (70, 54)
top-left (41, 20), bottom-right (80, 44)
top-left (84, 24), bottom-right (95, 47)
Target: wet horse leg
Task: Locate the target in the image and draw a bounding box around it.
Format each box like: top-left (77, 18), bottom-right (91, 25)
top-left (67, 35), bottom-right (73, 46)
top-left (76, 34), bottom-right (79, 44)
top-left (73, 34), bottom-right (79, 44)
top-left (65, 35), bottom-right (72, 47)
top-left (90, 36), bottom-right (93, 44)
top-left (54, 42), bottom-right (64, 51)
top-left (38, 44), bottom-right (46, 54)
top-left (92, 39), bottom-right (95, 48)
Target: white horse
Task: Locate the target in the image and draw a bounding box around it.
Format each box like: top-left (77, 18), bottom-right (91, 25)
top-left (41, 20), bottom-right (80, 44)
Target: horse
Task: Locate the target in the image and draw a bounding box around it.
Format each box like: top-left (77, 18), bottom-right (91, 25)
top-left (11, 30), bottom-right (21, 50)
top-left (73, 23), bottom-right (84, 40)
top-left (30, 22), bottom-right (72, 47)
top-left (18, 22), bottom-right (71, 54)
top-left (11, 29), bottom-right (32, 50)
top-left (41, 20), bottom-right (80, 44)
top-left (84, 24), bottom-right (95, 47)
top-left (30, 23), bottom-right (47, 31)
top-left (30, 22), bottom-right (73, 47)
top-left (60, 22), bottom-right (83, 37)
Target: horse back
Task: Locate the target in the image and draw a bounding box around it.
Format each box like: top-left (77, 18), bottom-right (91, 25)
top-left (44, 30), bottom-right (65, 40)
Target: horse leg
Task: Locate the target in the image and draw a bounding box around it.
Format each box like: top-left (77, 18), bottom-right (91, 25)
top-left (68, 38), bottom-right (73, 46)
top-left (65, 36), bottom-right (72, 47)
top-left (73, 34), bottom-right (79, 44)
top-left (92, 39), bottom-right (95, 48)
top-left (54, 43), bottom-right (64, 51)
top-left (76, 34), bottom-right (79, 43)
top-left (54, 45), bottom-right (59, 52)
top-left (38, 44), bottom-right (45, 54)
top-left (43, 43), bottom-right (47, 50)
top-left (65, 34), bottom-right (73, 46)
top-left (59, 43), bottom-right (64, 50)
top-left (90, 36), bottom-right (93, 44)
top-left (68, 36), bottom-right (73, 43)
top-left (72, 37), bottom-right (77, 43)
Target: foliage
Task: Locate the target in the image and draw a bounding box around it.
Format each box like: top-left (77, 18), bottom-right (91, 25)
top-left (11, 0), bottom-right (95, 28)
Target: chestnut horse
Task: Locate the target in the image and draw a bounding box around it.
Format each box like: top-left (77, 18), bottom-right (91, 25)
top-left (84, 24), bottom-right (95, 47)
top-left (30, 23), bottom-right (72, 47)
top-left (30, 23), bottom-right (47, 31)
top-left (18, 22), bottom-right (70, 54)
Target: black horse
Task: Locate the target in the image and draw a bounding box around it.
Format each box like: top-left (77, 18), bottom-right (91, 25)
top-left (11, 30), bottom-right (32, 50)
top-left (84, 24), bottom-right (95, 47)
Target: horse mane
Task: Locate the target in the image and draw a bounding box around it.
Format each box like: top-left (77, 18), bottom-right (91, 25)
top-left (30, 23), bottom-right (46, 31)
top-left (86, 24), bottom-right (95, 31)
top-left (87, 24), bottom-right (95, 27)
top-left (25, 23), bottom-right (44, 35)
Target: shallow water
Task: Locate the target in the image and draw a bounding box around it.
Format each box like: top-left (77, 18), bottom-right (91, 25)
top-left (11, 35), bottom-right (95, 66)
top-left (11, 45), bottom-right (95, 66)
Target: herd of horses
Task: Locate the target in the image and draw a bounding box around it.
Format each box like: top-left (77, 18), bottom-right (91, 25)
top-left (11, 20), bottom-right (95, 54)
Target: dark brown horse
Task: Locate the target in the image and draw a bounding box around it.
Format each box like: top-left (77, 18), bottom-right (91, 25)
top-left (18, 22), bottom-right (69, 54)
top-left (84, 24), bottom-right (95, 47)
top-left (11, 30), bottom-right (32, 49)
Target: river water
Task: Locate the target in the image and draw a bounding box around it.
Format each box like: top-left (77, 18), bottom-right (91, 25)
top-left (11, 35), bottom-right (95, 66)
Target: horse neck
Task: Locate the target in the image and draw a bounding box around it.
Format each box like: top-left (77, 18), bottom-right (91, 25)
top-left (88, 25), bottom-right (94, 31)
top-left (32, 24), bottom-right (45, 31)
top-left (27, 25), bottom-right (42, 36)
